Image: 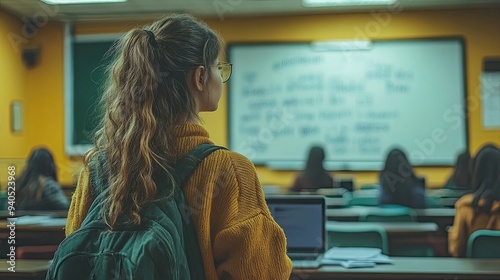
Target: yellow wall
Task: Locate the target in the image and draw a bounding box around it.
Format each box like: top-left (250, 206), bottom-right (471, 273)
top-left (4, 8), bottom-right (500, 189)
top-left (0, 10), bottom-right (29, 188)
top-left (24, 21), bottom-right (83, 186)
top-left (0, 10), bottom-right (79, 187)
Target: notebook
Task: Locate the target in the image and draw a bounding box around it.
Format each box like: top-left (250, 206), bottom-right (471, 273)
top-left (266, 195), bottom-right (326, 268)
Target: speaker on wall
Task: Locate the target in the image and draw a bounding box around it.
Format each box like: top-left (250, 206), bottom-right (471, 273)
top-left (22, 47), bottom-right (41, 68)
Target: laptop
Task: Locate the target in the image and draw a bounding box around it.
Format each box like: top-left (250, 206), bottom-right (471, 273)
top-left (266, 195), bottom-right (326, 268)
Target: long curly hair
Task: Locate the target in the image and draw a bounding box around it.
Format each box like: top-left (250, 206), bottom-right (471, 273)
top-left (85, 14), bottom-right (222, 227)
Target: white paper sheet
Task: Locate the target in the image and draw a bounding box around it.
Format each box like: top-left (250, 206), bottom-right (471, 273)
top-left (321, 247), bottom-right (393, 266)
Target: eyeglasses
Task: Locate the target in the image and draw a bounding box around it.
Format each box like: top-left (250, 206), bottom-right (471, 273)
top-left (217, 62), bottom-right (232, 83)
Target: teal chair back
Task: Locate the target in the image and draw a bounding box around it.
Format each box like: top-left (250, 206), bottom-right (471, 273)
top-left (360, 206), bottom-right (417, 222)
top-left (467, 229), bottom-right (500, 258)
top-left (425, 196), bottom-right (443, 208)
top-left (326, 223), bottom-right (389, 254)
top-left (347, 196), bottom-right (378, 207)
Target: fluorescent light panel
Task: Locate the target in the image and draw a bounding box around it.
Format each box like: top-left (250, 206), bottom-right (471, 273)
top-left (311, 40), bottom-right (372, 51)
top-left (41, 0), bottom-right (126, 4)
top-left (303, 0), bottom-right (397, 7)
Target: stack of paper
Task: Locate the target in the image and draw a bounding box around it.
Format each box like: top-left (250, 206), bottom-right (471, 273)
top-left (321, 247), bottom-right (393, 268)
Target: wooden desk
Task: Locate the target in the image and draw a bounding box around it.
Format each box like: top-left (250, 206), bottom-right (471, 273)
top-left (0, 218), bottom-right (66, 257)
top-left (0, 211), bottom-right (68, 219)
top-left (326, 207), bottom-right (455, 229)
top-left (327, 221), bottom-right (443, 256)
top-left (327, 221), bottom-right (438, 235)
top-left (0, 259), bottom-right (50, 280)
top-left (3, 258), bottom-right (499, 280)
top-left (291, 257), bottom-right (500, 279)
top-left (413, 208), bottom-right (456, 233)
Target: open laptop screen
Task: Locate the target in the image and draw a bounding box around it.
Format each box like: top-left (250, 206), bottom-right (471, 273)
top-left (266, 196), bottom-right (325, 253)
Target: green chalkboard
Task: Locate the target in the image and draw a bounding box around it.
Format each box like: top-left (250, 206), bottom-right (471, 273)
top-left (71, 40), bottom-right (114, 148)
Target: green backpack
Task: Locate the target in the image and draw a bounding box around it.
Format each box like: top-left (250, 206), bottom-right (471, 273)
top-left (47, 144), bottom-right (224, 280)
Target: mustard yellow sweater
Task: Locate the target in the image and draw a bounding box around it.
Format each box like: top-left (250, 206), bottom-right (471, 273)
top-left (448, 194), bottom-right (500, 257)
top-left (66, 124), bottom-right (292, 279)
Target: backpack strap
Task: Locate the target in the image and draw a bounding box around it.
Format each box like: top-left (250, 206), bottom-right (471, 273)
top-left (173, 143), bottom-right (226, 189)
top-left (170, 143), bottom-right (225, 280)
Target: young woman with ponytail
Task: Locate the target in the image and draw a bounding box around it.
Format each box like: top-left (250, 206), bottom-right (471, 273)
top-left (65, 14), bottom-right (292, 279)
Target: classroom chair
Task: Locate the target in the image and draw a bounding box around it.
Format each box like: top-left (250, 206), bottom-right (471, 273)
top-left (466, 229), bottom-right (500, 258)
top-left (326, 223), bottom-right (389, 255)
top-left (360, 206), bottom-right (417, 222)
top-left (425, 196), bottom-right (443, 208)
top-left (391, 243), bottom-right (435, 257)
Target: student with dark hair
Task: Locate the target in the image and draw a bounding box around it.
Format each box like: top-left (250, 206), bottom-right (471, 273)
top-left (448, 147), bottom-right (500, 257)
top-left (17, 147), bottom-right (69, 210)
top-left (443, 151), bottom-right (472, 190)
top-left (378, 148), bottom-right (426, 208)
top-left (468, 143), bottom-right (499, 178)
top-left (65, 14), bottom-right (291, 279)
top-left (290, 146), bottom-right (334, 192)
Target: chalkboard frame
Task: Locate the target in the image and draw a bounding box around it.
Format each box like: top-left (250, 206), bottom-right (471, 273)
top-left (227, 37), bottom-right (469, 170)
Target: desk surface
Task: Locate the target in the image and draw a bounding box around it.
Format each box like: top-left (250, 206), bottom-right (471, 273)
top-left (0, 218), bottom-right (66, 257)
top-left (327, 221), bottom-right (439, 234)
top-left (2, 258), bottom-right (499, 280)
top-left (292, 257), bottom-right (500, 280)
top-left (0, 210), bottom-right (68, 219)
top-left (327, 207), bottom-right (455, 221)
top-left (0, 218), bottom-right (66, 232)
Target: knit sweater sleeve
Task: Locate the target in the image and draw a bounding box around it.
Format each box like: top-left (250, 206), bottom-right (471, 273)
top-left (65, 166), bottom-right (94, 236)
top-left (212, 152), bottom-right (292, 280)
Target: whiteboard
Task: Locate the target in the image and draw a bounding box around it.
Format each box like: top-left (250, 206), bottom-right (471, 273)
top-left (228, 39), bottom-right (467, 170)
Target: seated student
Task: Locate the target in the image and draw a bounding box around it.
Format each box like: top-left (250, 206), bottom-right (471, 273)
top-left (290, 146), bottom-right (335, 192)
top-left (443, 151), bottom-right (472, 190)
top-left (378, 148), bottom-right (426, 209)
top-left (468, 143), bottom-right (499, 178)
top-left (448, 147), bottom-right (500, 257)
top-left (17, 147), bottom-right (70, 210)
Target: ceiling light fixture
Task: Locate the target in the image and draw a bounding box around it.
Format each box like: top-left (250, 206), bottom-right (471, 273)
top-left (41, 0), bottom-right (127, 5)
top-left (303, 0), bottom-right (397, 7)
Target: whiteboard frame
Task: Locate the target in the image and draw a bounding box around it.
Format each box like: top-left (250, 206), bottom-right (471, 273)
top-left (227, 37), bottom-right (469, 170)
